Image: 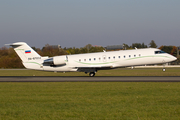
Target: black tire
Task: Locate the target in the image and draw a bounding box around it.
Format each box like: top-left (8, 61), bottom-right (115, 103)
top-left (89, 72), bottom-right (95, 77)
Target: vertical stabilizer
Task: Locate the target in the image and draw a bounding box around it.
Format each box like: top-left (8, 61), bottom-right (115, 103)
top-left (8, 42), bottom-right (41, 62)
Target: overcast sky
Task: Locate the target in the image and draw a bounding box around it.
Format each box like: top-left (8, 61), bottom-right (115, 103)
top-left (0, 0), bottom-right (180, 48)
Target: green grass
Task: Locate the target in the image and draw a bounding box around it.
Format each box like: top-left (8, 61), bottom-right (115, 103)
top-left (0, 82), bottom-right (180, 119)
top-left (0, 68), bottom-right (180, 76)
top-left (0, 68), bottom-right (180, 119)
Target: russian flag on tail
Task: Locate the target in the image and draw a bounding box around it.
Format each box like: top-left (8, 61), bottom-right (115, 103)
top-left (25, 50), bottom-right (31, 54)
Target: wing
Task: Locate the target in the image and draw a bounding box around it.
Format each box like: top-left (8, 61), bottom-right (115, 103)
top-left (76, 66), bottom-right (114, 73)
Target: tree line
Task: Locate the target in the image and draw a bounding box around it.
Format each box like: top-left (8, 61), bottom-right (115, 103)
top-left (0, 40), bottom-right (179, 68)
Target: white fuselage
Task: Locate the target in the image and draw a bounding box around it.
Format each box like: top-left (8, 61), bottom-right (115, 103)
top-left (23, 48), bottom-right (177, 72)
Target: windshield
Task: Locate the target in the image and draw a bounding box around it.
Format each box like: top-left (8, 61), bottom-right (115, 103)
top-left (155, 51), bottom-right (166, 54)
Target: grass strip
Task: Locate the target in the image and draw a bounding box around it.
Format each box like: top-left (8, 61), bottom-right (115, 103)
top-left (0, 82), bottom-right (180, 119)
top-left (0, 68), bottom-right (180, 76)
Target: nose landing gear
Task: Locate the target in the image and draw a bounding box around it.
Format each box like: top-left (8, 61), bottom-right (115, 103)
top-left (162, 60), bottom-right (166, 72)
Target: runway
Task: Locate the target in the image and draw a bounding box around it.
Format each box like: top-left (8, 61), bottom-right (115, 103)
top-left (0, 76), bottom-right (180, 82)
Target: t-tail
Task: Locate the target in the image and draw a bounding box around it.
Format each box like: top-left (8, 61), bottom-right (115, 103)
top-left (7, 42), bottom-right (43, 70)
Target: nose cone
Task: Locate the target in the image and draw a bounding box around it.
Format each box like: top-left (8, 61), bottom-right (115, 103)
top-left (165, 55), bottom-right (177, 63)
top-left (172, 56), bottom-right (177, 61)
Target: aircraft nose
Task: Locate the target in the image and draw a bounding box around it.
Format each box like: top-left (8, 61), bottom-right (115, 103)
top-left (172, 56), bottom-right (177, 61)
top-left (165, 55), bottom-right (177, 63)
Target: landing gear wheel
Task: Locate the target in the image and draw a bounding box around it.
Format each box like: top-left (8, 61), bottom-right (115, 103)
top-left (163, 63), bottom-right (166, 72)
top-left (89, 72), bottom-right (95, 77)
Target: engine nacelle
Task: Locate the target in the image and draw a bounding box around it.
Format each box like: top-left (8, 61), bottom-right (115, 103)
top-left (44, 56), bottom-right (66, 66)
top-left (53, 56), bottom-right (66, 65)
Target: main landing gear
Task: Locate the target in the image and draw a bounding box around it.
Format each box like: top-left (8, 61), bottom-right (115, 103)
top-left (89, 72), bottom-right (95, 77)
top-left (84, 70), bottom-right (97, 77)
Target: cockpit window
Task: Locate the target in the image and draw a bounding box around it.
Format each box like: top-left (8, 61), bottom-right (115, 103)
top-left (155, 51), bottom-right (166, 54)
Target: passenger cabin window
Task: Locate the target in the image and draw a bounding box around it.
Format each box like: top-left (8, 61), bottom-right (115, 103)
top-left (113, 56), bottom-right (115, 59)
top-left (124, 56), bottom-right (126, 58)
top-left (155, 51), bottom-right (166, 54)
top-left (79, 59), bottom-right (81, 62)
top-left (129, 55), bottom-right (131, 58)
top-left (134, 55), bottom-right (136, 57)
top-left (89, 58), bottom-right (91, 61)
top-left (108, 57), bottom-right (110, 59)
top-left (118, 56), bottom-right (120, 58)
top-left (94, 58), bottom-right (96, 61)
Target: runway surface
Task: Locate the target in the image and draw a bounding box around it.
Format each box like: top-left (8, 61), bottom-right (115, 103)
top-left (0, 76), bottom-right (180, 82)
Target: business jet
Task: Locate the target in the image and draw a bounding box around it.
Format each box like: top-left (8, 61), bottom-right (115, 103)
top-left (7, 42), bottom-right (177, 77)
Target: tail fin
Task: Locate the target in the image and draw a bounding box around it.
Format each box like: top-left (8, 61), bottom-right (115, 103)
top-left (7, 42), bottom-right (41, 62)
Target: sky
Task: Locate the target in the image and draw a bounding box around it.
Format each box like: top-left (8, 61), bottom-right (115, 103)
top-left (0, 0), bottom-right (180, 49)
